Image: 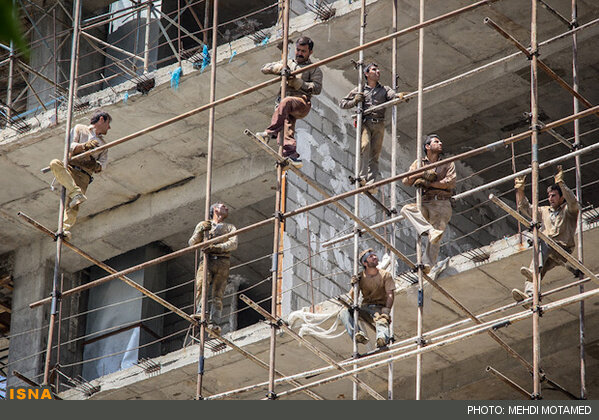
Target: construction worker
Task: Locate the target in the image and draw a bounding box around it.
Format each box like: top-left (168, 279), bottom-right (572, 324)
top-left (339, 62), bottom-right (406, 193)
top-left (400, 134), bottom-right (455, 273)
top-left (511, 166), bottom-right (580, 307)
top-left (339, 249), bottom-right (395, 348)
top-left (49, 109), bottom-right (112, 240)
top-left (256, 36), bottom-right (323, 169)
top-left (189, 202), bottom-right (238, 332)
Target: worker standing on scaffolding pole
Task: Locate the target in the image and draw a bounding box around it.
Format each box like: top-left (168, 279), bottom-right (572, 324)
top-left (339, 62), bottom-right (406, 194)
top-left (189, 202), bottom-right (238, 334)
top-left (339, 248), bottom-right (395, 349)
top-left (401, 134), bottom-right (455, 273)
top-left (255, 36), bottom-right (323, 169)
top-left (48, 109), bottom-right (112, 240)
top-left (512, 165), bottom-right (581, 307)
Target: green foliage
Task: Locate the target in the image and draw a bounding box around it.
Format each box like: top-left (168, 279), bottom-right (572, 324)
top-left (0, 0), bottom-right (28, 56)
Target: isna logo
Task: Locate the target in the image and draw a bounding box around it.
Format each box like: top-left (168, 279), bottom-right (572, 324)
top-left (6, 386), bottom-right (54, 400)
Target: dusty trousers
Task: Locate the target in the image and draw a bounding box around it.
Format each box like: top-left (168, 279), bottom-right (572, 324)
top-left (400, 199), bottom-right (452, 266)
top-left (339, 304), bottom-right (391, 345)
top-left (524, 240), bottom-right (577, 294)
top-left (266, 96), bottom-right (311, 159)
top-left (359, 120), bottom-right (385, 184)
top-left (195, 256), bottom-right (231, 321)
top-left (49, 159), bottom-right (91, 231)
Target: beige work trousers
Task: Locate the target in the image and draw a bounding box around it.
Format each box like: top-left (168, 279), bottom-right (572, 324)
top-left (359, 120), bottom-right (385, 184)
top-left (400, 199), bottom-right (452, 266)
top-left (49, 159), bottom-right (91, 231)
top-left (195, 257), bottom-right (231, 320)
top-left (524, 241), bottom-right (576, 295)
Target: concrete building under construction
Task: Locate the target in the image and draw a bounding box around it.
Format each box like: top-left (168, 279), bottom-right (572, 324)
top-left (1, 0), bottom-right (599, 400)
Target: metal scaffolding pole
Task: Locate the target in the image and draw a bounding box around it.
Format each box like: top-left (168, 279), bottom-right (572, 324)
top-left (414, 0), bottom-right (425, 400)
top-left (388, 0), bottom-right (399, 400)
top-left (144, 2), bottom-right (151, 73)
top-left (196, 0), bottom-right (218, 400)
top-left (351, 0), bottom-right (366, 401)
top-left (42, 0), bottom-right (81, 387)
top-left (529, 0), bottom-right (542, 398)
top-left (571, 0), bottom-right (587, 400)
top-left (267, 0), bottom-right (289, 400)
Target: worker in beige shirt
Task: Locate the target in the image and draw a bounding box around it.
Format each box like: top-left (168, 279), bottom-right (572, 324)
top-left (49, 109), bottom-right (112, 240)
top-left (401, 134), bottom-right (455, 272)
top-left (512, 166), bottom-right (580, 307)
top-left (339, 62), bottom-right (406, 193)
top-left (256, 36), bottom-right (323, 169)
top-left (189, 203), bottom-right (238, 332)
top-left (339, 249), bottom-right (395, 348)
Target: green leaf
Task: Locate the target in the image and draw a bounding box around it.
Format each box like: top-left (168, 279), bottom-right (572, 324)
top-left (0, 0), bottom-right (29, 57)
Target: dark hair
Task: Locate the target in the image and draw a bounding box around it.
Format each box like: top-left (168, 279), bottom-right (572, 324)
top-left (90, 109), bottom-right (112, 124)
top-left (424, 134), bottom-right (440, 154)
top-left (296, 36), bottom-right (314, 50)
top-left (364, 62), bottom-right (378, 76)
top-left (547, 184), bottom-right (563, 197)
top-left (209, 202), bottom-right (224, 218)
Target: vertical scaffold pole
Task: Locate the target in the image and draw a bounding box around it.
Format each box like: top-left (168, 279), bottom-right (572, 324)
top-left (530, 0), bottom-right (542, 399)
top-left (6, 0), bottom-right (16, 121)
top-left (267, 0), bottom-right (289, 400)
top-left (177, 0), bottom-right (182, 69)
top-left (43, 0), bottom-right (82, 386)
top-left (415, 0), bottom-right (425, 401)
top-left (196, 0), bottom-right (218, 400)
top-left (571, 0), bottom-right (586, 400)
top-left (351, 0), bottom-right (366, 401)
top-left (144, 1), bottom-right (151, 73)
top-left (388, 0), bottom-right (399, 400)
top-left (53, 7), bottom-right (58, 124)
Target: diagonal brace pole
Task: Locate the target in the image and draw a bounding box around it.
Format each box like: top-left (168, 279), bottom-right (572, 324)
top-left (239, 294), bottom-right (386, 400)
top-left (484, 17), bottom-right (599, 117)
top-left (488, 195), bottom-right (599, 286)
top-left (486, 366), bottom-right (533, 399)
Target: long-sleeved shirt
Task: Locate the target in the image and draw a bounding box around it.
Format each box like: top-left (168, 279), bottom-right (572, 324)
top-left (261, 59), bottom-right (323, 99)
top-left (403, 156), bottom-right (456, 200)
top-left (339, 83), bottom-right (396, 120)
top-left (518, 182), bottom-right (579, 248)
top-left (69, 124), bottom-right (108, 172)
top-left (188, 221), bottom-right (238, 257)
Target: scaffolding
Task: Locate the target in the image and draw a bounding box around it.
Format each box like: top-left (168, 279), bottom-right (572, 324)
top-left (2, 0), bottom-right (599, 400)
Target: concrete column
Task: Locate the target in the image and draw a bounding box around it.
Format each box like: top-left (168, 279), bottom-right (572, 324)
top-left (6, 242), bottom-right (52, 387)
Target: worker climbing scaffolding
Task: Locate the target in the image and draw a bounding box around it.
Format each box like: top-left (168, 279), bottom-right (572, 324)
top-left (255, 36), bottom-right (323, 168)
top-left (48, 110), bottom-right (112, 240)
